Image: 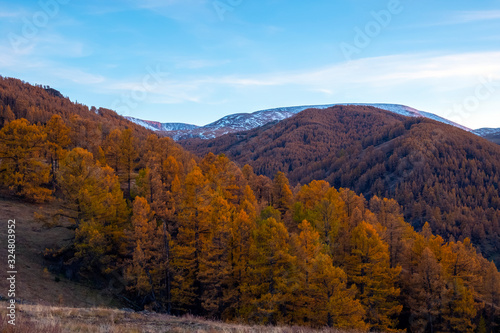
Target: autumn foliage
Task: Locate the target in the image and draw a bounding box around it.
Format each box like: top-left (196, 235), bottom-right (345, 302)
top-left (182, 105), bottom-right (500, 266)
top-left (1, 77), bottom-right (499, 332)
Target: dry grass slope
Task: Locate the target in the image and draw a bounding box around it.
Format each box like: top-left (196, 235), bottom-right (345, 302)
top-left (0, 304), bottom-right (375, 333)
top-left (0, 198), bottom-right (118, 308)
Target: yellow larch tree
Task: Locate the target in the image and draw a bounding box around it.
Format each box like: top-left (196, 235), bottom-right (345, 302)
top-left (244, 217), bottom-right (296, 325)
top-left (0, 118), bottom-right (52, 201)
top-left (171, 166), bottom-right (213, 314)
top-left (104, 128), bottom-right (121, 173)
top-left (126, 196), bottom-right (164, 310)
top-left (119, 128), bottom-right (137, 198)
top-left (346, 221), bottom-right (402, 331)
top-left (58, 147), bottom-right (129, 274)
top-left (226, 208), bottom-right (256, 319)
top-left (45, 114), bottom-right (71, 187)
top-left (291, 219), bottom-right (366, 329)
top-left (198, 193), bottom-right (233, 318)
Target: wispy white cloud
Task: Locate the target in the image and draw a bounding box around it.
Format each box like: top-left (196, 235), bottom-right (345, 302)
top-left (99, 51), bottom-right (500, 109)
top-left (456, 10), bottom-right (500, 23)
top-left (419, 10), bottom-right (500, 26)
top-left (124, 0), bottom-right (213, 22)
top-left (132, 0), bottom-right (208, 9)
top-left (1, 28), bottom-right (89, 58)
top-left (180, 52), bottom-right (500, 89)
top-left (0, 10), bottom-right (21, 18)
top-left (311, 88), bottom-right (334, 96)
top-left (31, 34), bottom-right (90, 58)
top-left (0, 34), bottom-right (102, 85)
top-left (174, 59), bottom-right (230, 70)
top-left (407, 10), bottom-right (500, 28)
top-left (105, 77), bottom-right (205, 104)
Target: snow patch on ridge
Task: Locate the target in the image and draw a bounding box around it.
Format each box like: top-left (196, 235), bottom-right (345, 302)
top-left (473, 128), bottom-right (500, 137)
top-left (127, 103), bottom-right (474, 140)
top-left (126, 116), bottom-right (198, 132)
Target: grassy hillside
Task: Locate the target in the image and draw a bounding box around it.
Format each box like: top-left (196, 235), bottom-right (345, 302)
top-left (0, 304), bottom-right (376, 333)
top-left (0, 198), bottom-right (119, 308)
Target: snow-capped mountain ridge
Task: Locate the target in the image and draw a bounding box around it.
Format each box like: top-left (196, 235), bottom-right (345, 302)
top-left (473, 128), bottom-right (500, 137)
top-left (472, 127), bottom-right (500, 145)
top-left (127, 103), bottom-right (473, 140)
top-left (125, 116), bottom-right (198, 132)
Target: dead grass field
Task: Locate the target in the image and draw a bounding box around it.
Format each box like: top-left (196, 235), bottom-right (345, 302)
top-left (0, 304), bottom-right (372, 333)
top-left (0, 198), bottom-right (118, 308)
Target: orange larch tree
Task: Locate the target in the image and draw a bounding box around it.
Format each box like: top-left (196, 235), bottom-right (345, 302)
top-left (126, 196), bottom-right (164, 310)
top-left (45, 114), bottom-right (71, 187)
top-left (58, 147), bottom-right (129, 274)
top-left (171, 166), bottom-right (213, 314)
top-left (0, 118), bottom-right (52, 201)
top-left (345, 221), bottom-right (402, 331)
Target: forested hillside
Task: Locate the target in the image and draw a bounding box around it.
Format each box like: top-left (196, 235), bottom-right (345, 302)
top-left (0, 77), bottom-right (499, 332)
top-left (181, 106), bottom-right (500, 265)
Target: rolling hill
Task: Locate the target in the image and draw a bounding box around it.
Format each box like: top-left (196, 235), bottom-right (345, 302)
top-left (181, 105), bottom-right (500, 263)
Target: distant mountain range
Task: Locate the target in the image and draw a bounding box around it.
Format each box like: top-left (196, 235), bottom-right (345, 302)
top-left (472, 127), bottom-right (500, 144)
top-left (125, 103), bottom-right (500, 142)
top-left (179, 104), bottom-right (500, 263)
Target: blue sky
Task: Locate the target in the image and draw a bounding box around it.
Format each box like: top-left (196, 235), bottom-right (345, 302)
top-left (1, 0), bottom-right (500, 129)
